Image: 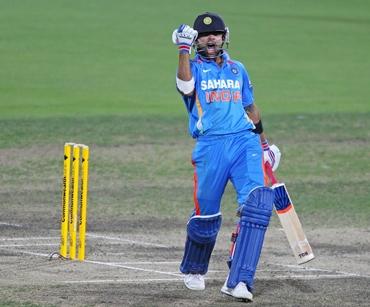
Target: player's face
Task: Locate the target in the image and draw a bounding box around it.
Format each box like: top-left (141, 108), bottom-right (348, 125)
top-left (197, 32), bottom-right (224, 57)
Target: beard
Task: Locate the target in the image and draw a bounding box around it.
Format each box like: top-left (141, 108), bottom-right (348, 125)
top-left (195, 41), bottom-right (225, 59)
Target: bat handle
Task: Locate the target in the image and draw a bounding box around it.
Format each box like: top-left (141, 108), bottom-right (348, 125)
top-left (264, 162), bottom-right (278, 185)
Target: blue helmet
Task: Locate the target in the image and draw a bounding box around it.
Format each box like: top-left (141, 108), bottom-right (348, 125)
top-left (193, 12), bottom-right (227, 36)
top-left (193, 12), bottom-right (229, 58)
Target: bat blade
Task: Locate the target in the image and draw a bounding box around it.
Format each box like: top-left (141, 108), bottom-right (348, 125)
top-left (264, 162), bottom-right (315, 264)
top-left (273, 183), bottom-right (315, 264)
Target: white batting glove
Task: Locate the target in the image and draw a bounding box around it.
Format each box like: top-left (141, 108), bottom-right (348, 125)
top-left (262, 140), bottom-right (281, 172)
top-left (172, 24), bottom-right (198, 54)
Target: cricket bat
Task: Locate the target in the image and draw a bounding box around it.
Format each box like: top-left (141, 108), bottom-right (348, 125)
top-left (265, 162), bottom-right (315, 265)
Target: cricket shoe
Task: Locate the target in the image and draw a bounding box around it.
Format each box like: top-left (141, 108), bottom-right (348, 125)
top-left (183, 274), bottom-right (205, 290)
top-left (221, 281), bottom-right (253, 301)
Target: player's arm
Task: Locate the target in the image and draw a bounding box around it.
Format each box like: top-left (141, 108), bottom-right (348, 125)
top-left (172, 24), bottom-right (198, 96)
top-left (178, 54), bottom-right (192, 82)
top-left (245, 103), bottom-right (280, 171)
top-left (240, 67), bottom-right (267, 142)
top-left (245, 103), bottom-right (266, 142)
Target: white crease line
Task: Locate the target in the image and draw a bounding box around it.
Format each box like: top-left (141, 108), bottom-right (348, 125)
top-left (64, 278), bottom-right (184, 284)
top-left (84, 259), bottom-right (182, 277)
top-left (4, 248), bottom-right (370, 283)
top-left (0, 222), bottom-right (23, 228)
top-left (0, 234), bottom-right (169, 249)
top-left (271, 263), bottom-right (370, 279)
top-left (0, 243), bottom-right (58, 248)
top-left (0, 237), bottom-right (59, 241)
top-left (86, 233), bottom-right (169, 248)
top-left (85, 261), bottom-right (224, 273)
top-left (3, 238), bottom-right (369, 280)
top-left (62, 273), bottom-right (363, 285)
top-left (107, 261), bottom-right (180, 265)
top-left (259, 274), bottom-right (362, 280)
top-left (7, 250), bottom-right (51, 257)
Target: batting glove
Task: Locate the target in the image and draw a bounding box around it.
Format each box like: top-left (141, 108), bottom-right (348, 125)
top-left (172, 24), bottom-right (198, 54)
top-left (262, 140), bottom-right (281, 172)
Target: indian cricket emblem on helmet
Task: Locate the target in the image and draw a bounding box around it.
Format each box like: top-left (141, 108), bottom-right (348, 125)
top-left (203, 17), bottom-right (212, 25)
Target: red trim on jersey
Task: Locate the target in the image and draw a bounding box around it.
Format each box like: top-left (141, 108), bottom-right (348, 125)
top-left (192, 160), bottom-right (201, 215)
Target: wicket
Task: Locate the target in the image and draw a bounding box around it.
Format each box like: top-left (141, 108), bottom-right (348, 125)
top-left (60, 142), bottom-right (89, 261)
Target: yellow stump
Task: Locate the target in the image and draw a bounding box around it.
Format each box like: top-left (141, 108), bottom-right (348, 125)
top-left (69, 145), bottom-right (80, 260)
top-left (60, 142), bottom-right (89, 260)
top-left (78, 145), bottom-right (89, 261)
top-left (60, 143), bottom-right (73, 258)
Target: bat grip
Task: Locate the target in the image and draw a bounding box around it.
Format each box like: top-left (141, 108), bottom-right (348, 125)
top-left (264, 162), bottom-right (278, 185)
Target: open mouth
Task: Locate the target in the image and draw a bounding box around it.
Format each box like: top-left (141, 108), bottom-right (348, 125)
top-left (206, 43), bottom-right (216, 52)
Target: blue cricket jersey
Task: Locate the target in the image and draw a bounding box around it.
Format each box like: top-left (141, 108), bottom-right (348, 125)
top-left (179, 52), bottom-right (255, 138)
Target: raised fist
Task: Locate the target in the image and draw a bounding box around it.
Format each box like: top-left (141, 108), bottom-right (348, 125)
top-left (172, 24), bottom-right (198, 54)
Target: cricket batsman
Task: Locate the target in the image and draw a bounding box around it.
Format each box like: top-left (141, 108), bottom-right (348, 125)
top-left (172, 12), bottom-right (279, 301)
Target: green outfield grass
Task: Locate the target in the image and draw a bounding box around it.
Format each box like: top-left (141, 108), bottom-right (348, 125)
top-left (1, 0), bottom-right (369, 230)
top-left (1, 0), bottom-right (369, 118)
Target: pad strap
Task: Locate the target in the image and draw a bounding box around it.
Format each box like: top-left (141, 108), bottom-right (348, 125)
top-left (180, 213), bottom-right (222, 274)
top-left (227, 187), bottom-right (274, 289)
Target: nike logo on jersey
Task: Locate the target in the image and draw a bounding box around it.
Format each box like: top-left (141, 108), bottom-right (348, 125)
top-left (202, 69), bottom-right (211, 73)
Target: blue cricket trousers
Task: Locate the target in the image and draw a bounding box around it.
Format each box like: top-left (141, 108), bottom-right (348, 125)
top-left (191, 130), bottom-right (264, 216)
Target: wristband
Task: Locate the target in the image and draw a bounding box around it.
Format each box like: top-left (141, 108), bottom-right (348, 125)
top-left (178, 44), bottom-right (191, 54)
top-left (252, 120), bottom-right (264, 134)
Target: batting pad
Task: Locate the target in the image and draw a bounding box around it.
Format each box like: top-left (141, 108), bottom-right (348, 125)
top-left (227, 187), bottom-right (274, 289)
top-left (180, 213), bottom-right (222, 275)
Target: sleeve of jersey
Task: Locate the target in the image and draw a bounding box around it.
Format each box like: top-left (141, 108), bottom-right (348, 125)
top-left (240, 64), bottom-right (254, 108)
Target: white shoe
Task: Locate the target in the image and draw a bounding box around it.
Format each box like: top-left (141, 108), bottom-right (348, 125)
top-left (221, 280), bottom-right (253, 301)
top-left (184, 274), bottom-right (205, 290)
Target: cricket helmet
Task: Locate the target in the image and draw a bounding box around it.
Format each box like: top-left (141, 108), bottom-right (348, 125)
top-left (193, 12), bottom-right (230, 58)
